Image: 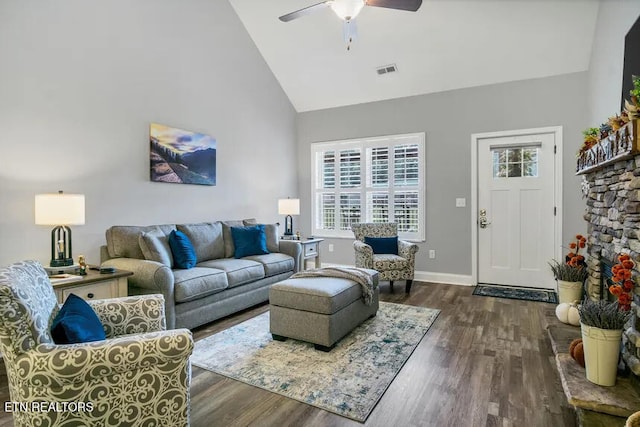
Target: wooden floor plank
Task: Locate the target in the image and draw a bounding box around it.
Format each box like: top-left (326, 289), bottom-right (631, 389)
top-left (0, 282), bottom-right (577, 426)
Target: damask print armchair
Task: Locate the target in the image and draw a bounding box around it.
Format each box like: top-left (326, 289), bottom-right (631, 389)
top-left (352, 223), bottom-right (419, 293)
top-left (0, 260), bottom-right (194, 427)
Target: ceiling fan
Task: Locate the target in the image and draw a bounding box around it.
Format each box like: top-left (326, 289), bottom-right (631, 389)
top-left (279, 0), bottom-right (423, 50)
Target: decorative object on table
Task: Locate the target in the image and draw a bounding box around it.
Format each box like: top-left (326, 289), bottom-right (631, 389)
top-left (191, 301), bottom-right (439, 422)
top-left (549, 234), bottom-right (588, 304)
top-left (556, 302), bottom-right (581, 326)
top-left (278, 197), bottom-right (300, 236)
top-left (35, 191), bottom-right (85, 267)
top-left (569, 338), bottom-right (585, 368)
top-left (578, 298), bottom-right (632, 386)
top-left (149, 123), bottom-right (216, 186)
top-left (607, 253), bottom-right (635, 311)
top-left (472, 284), bottom-right (558, 303)
top-left (77, 255), bottom-right (87, 275)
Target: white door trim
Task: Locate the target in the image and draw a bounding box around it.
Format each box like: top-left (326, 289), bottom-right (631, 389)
top-left (470, 126), bottom-right (563, 287)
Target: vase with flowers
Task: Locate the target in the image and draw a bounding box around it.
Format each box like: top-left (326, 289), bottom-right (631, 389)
top-left (549, 234), bottom-right (588, 304)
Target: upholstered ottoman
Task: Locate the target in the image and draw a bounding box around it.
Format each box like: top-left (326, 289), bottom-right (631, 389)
top-left (269, 269), bottom-right (379, 351)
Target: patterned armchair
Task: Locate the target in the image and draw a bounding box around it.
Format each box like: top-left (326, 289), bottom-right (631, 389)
top-left (352, 223), bottom-right (419, 293)
top-left (0, 260), bottom-right (194, 427)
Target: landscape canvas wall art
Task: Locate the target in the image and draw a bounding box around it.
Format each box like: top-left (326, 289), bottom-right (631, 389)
top-left (150, 123), bottom-right (217, 186)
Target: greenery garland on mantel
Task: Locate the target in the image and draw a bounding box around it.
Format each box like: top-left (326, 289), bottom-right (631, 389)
top-left (576, 120), bottom-right (639, 175)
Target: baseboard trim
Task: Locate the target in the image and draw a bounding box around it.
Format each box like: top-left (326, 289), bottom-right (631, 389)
top-left (414, 271), bottom-right (473, 286)
top-left (320, 263), bottom-right (473, 287)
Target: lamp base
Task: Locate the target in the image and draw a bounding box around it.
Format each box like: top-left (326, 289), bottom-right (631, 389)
top-left (284, 215), bottom-right (294, 236)
top-left (50, 258), bottom-right (74, 268)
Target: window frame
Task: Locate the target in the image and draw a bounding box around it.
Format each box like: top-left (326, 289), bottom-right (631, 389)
top-left (310, 132), bottom-right (426, 241)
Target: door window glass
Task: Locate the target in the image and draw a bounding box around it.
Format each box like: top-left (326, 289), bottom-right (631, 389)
top-left (492, 147), bottom-right (539, 178)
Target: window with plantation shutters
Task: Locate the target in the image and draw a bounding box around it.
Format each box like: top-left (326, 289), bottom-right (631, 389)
top-left (311, 133), bottom-right (425, 240)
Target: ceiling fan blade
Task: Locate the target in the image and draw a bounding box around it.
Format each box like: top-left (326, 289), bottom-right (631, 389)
top-left (365, 0), bottom-right (422, 12)
top-left (279, 1), bottom-right (331, 22)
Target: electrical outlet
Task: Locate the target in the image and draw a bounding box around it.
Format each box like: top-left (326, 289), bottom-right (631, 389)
top-left (455, 198), bottom-right (466, 207)
top-left (429, 250), bottom-right (436, 259)
top-left (328, 244), bottom-right (334, 252)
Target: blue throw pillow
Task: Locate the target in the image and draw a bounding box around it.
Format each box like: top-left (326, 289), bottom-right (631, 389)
top-left (364, 236), bottom-right (399, 255)
top-left (51, 294), bottom-right (106, 344)
top-left (231, 225), bottom-right (269, 258)
top-left (169, 230), bottom-right (197, 269)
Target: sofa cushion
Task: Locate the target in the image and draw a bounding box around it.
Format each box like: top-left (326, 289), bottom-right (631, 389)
top-left (169, 230), bottom-right (197, 269)
top-left (177, 222), bottom-right (224, 262)
top-left (197, 258), bottom-right (265, 288)
top-left (244, 253), bottom-right (294, 277)
top-left (231, 225), bottom-right (269, 258)
top-left (106, 224), bottom-right (176, 259)
top-left (243, 220), bottom-right (280, 253)
top-left (173, 267), bottom-right (228, 303)
top-left (139, 228), bottom-right (173, 267)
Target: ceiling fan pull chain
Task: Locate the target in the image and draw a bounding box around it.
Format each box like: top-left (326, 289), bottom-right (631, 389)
top-left (343, 19), bottom-right (357, 51)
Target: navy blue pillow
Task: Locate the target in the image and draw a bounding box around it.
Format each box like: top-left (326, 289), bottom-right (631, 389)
top-left (51, 294), bottom-right (106, 344)
top-left (231, 225), bottom-right (269, 258)
top-left (364, 236), bottom-right (399, 255)
top-left (169, 230), bottom-right (197, 269)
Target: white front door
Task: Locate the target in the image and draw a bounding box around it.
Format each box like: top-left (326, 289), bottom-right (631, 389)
top-left (476, 131), bottom-right (557, 289)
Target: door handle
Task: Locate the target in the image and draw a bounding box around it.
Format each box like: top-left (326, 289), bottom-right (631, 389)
top-left (479, 209), bottom-right (491, 228)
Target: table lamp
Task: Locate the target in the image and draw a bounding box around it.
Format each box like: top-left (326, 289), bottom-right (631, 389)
top-left (35, 191), bottom-right (85, 267)
top-left (278, 198), bottom-right (300, 236)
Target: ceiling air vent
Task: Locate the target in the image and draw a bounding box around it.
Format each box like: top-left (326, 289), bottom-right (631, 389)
top-left (376, 64), bottom-right (397, 75)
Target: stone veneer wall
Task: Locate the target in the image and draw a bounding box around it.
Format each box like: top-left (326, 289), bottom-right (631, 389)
top-left (583, 156), bottom-right (640, 378)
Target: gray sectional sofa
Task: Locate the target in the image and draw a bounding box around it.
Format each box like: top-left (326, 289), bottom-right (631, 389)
top-left (100, 219), bottom-right (301, 329)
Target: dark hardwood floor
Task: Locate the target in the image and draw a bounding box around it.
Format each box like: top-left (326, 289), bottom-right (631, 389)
top-left (0, 282), bottom-right (576, 427)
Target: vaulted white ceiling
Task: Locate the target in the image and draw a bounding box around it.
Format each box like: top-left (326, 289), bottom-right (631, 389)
top-left (229, 0), bottom-right (600, 112)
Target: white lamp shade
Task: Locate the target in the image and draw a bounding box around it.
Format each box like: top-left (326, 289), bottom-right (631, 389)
top-left (278, 198), bottom-right (300, 216)
top-left (35, 193), bottom-right (85, 225)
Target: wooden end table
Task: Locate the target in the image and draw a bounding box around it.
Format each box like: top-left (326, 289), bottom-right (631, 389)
top-left (50, 268), bottom-right (132, 303)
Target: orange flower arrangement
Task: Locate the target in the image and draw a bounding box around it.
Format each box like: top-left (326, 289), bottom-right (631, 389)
top-left (609, 253), bottom-right (635, 311)
top-left (565, 234), bottom-right (587, 267)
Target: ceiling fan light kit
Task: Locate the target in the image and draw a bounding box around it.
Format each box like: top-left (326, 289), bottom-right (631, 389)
top-left (279, 0), bottom-right (422, 50)
top-left (330, 0), bottom-right (365, 20)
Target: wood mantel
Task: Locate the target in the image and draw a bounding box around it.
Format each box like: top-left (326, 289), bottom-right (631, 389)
top-left (576, 120), bottom-right (640, 175)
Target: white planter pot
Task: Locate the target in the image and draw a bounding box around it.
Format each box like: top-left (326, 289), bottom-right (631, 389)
top-left (557, 280), bottom-right (583, 304)
top-left (580, 323), bottom-right (622, 386)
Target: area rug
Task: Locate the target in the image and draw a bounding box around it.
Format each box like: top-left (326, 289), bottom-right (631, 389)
top-left (473, 283), bottom-right (558, 303)
top-left (191, 302), bottom-right (440, 422)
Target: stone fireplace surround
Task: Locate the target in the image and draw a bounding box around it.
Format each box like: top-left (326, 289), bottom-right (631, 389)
top-left (583, 156), bottom-right (640, 381)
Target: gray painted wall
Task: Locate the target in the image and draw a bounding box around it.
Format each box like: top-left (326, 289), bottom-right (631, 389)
top-left (587, 1), bottom-right (640, 125)
top-left (297, 73), bottom-right (588, 276)
top-left (0, 0), bottom-right (297, 267)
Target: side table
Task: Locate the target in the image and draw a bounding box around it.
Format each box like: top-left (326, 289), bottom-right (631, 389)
top-left (50, 269), bottom-right (132, 303)
top-left (299, 238), bottom-right (324, 270)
